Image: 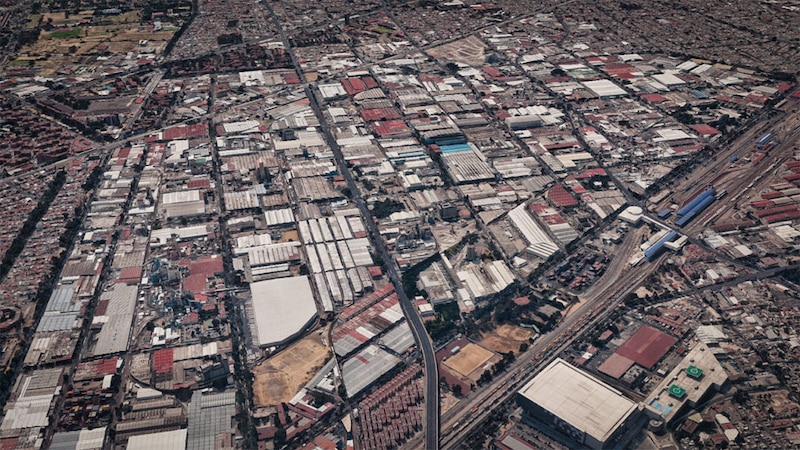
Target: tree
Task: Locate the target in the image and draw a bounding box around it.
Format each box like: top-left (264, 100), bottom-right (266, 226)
top-left (519, 342), bottom-right (529, 353)
top-left (274, 428), bottom-right (287, 448)
top-left (362, 179), bottom-right (376, 191)
top-left (478, 369), bottom-right (493, 385)
top-left (452, 384), bottom-right (462, 396)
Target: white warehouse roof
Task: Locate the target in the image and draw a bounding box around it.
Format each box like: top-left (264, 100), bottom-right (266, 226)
top-left (518, 358), bottom-right (639, 445)
top-left (652, 73), bottom-right (686, 87)
top-left (582, 80), bottom-right (627, 98)
top-left (250, 276), bottom-right (317, 347)
top-left (127, 429), bottom-right (187, 450)
top-left (162, 189), bottom-right (202, 205)
top-left (507, 203), bottom-right (558, 259)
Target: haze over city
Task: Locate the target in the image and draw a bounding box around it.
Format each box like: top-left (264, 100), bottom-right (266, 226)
top-left (0, 0), bottom-right (798, 449)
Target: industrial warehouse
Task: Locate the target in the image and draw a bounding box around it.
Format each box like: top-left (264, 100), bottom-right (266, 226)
top-left (517, 359), bottom-right (644, 450)
top-left (248, 276), bottom-right (318, 348)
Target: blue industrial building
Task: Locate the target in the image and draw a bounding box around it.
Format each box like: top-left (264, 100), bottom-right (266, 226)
top-left (645, 230), bottom-right (678, 261)
top-left (675, 188), bottom-right (716, 227)
top-left (676, 188), bottom-right (716, 217)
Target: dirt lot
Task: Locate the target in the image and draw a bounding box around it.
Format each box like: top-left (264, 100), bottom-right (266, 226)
top-left (479, 324), bottom-right (535, 354)
top-left (278, 230), bottom-right (299, 243)
top-left (13, 19), bottom-right (174, 76)
top-left (427, 35), bottom-right (486, 66)
top-left (440, 391), bottom-right (460, 415)
top-left (252, 331), bottom-right (330, 406)
top-left (442, 342), bottom-right (496, 381)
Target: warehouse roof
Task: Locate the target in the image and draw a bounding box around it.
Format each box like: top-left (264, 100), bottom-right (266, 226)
top-left (91, 284), bottom-right (138, 356)
top-left (342, 345), bottom-right (400, 397)
top-left (162, 189), bottom-right (202, 205)
top-left (187, 390), bottom-right (236, 450)
top-left (127, 429), bottom-right (187, 450)
top-left (518, 358), bottom-right (639, 444)
top-left (615, 325), bottom-right (677, 369)
top-left (49, 427), bottom-right (107, 450)
top-left (582, 80), bottom-right (627, 97)
top-left (250, 276), bottom-right (317, 347)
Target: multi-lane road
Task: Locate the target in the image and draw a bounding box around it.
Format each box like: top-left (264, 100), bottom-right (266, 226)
top-left (437, 250), bottom-right (661, 448)
top-left (430, 96), bottom-right (800, 448)
top-left (302, 85), bottom-right (440, 450)
top-left (265, 0), bottom-right (442, 443)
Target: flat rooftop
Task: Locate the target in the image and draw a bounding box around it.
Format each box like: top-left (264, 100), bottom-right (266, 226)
top-left (644, 342), bottom-right (728, 424)
top-left (127, 429), bottom-right (187, 450)
top-left (615, 325), bottom-right (677, 370)
top-left (250, 276), bottom-right (317, 347)
top-left (518, 358), bottom-right (639, 444)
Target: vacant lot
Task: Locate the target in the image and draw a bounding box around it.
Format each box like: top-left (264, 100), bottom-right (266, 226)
top-left (479, 324), bottom-right (535, 354)
top-left (428, 35), bottom-right (486, 66)
top-left (442, 342), bottom-right (496, 381)
top-left (253, 332), bottom-right (330, 406)
top-left (13, 16), bottom-right (174, 77)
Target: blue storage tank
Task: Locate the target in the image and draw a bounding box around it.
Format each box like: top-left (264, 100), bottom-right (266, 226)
top-left (677, 189), bottom-right (715, 217)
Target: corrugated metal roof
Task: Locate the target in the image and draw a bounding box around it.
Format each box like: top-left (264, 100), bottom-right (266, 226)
top-left (162, 189), bottom-right (202, 205)
top-left (36, 312), bottom-right (80, 332)
top-left (92, 284), bottom-right (137, 356)
top-left (342, 345), bottom-right (400, 397)
top-left (250, 276), bottom-right (317, 347)
top-left (46, 287), bottom-right (79, 313)
top-left (187, 390), bottom-right (236, 450)
top-left (127, 429), bottom-right (187, 450)
top-left (379, 322), bottom-right (415, 354)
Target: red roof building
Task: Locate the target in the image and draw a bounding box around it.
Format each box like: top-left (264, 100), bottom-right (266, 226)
top-left (341, 76), bottom-right (378, 96)
top-left (187, 178), bottom-right (211, 189)
top-left (360, 108), bottom-right (401, 121)
top-left (117, 267), bottom-right (143, 285)
top-left (179, 255), bottom-right (224, 277)
top-left (372, 120), bottom-right (411, 138)
top-left (96, 357), bottom-right (120, 377)
top-left (598, 353), bottom-right (635, 379)
top-left (615, 325), bottom-right (677, 369)
top-left (282, 73), bottom-right (301, 84)
top-left (641, 93), bottom-right (668, 103)
top-left (183, 273), bottom-right (208, 297)
top-left (512, 296), bottom-right (531, 306)
top-left (690, 124), bottom-right (722, 136)
top-left (162, 124), bottom-right (208, 140)
top-left (546, 183), bottom-right (579, 208)
top-left (153, 348), bottom-right (174, 376)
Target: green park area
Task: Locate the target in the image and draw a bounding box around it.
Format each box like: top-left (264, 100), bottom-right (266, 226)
top-left (49, 28), bottom-right (83, 39)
